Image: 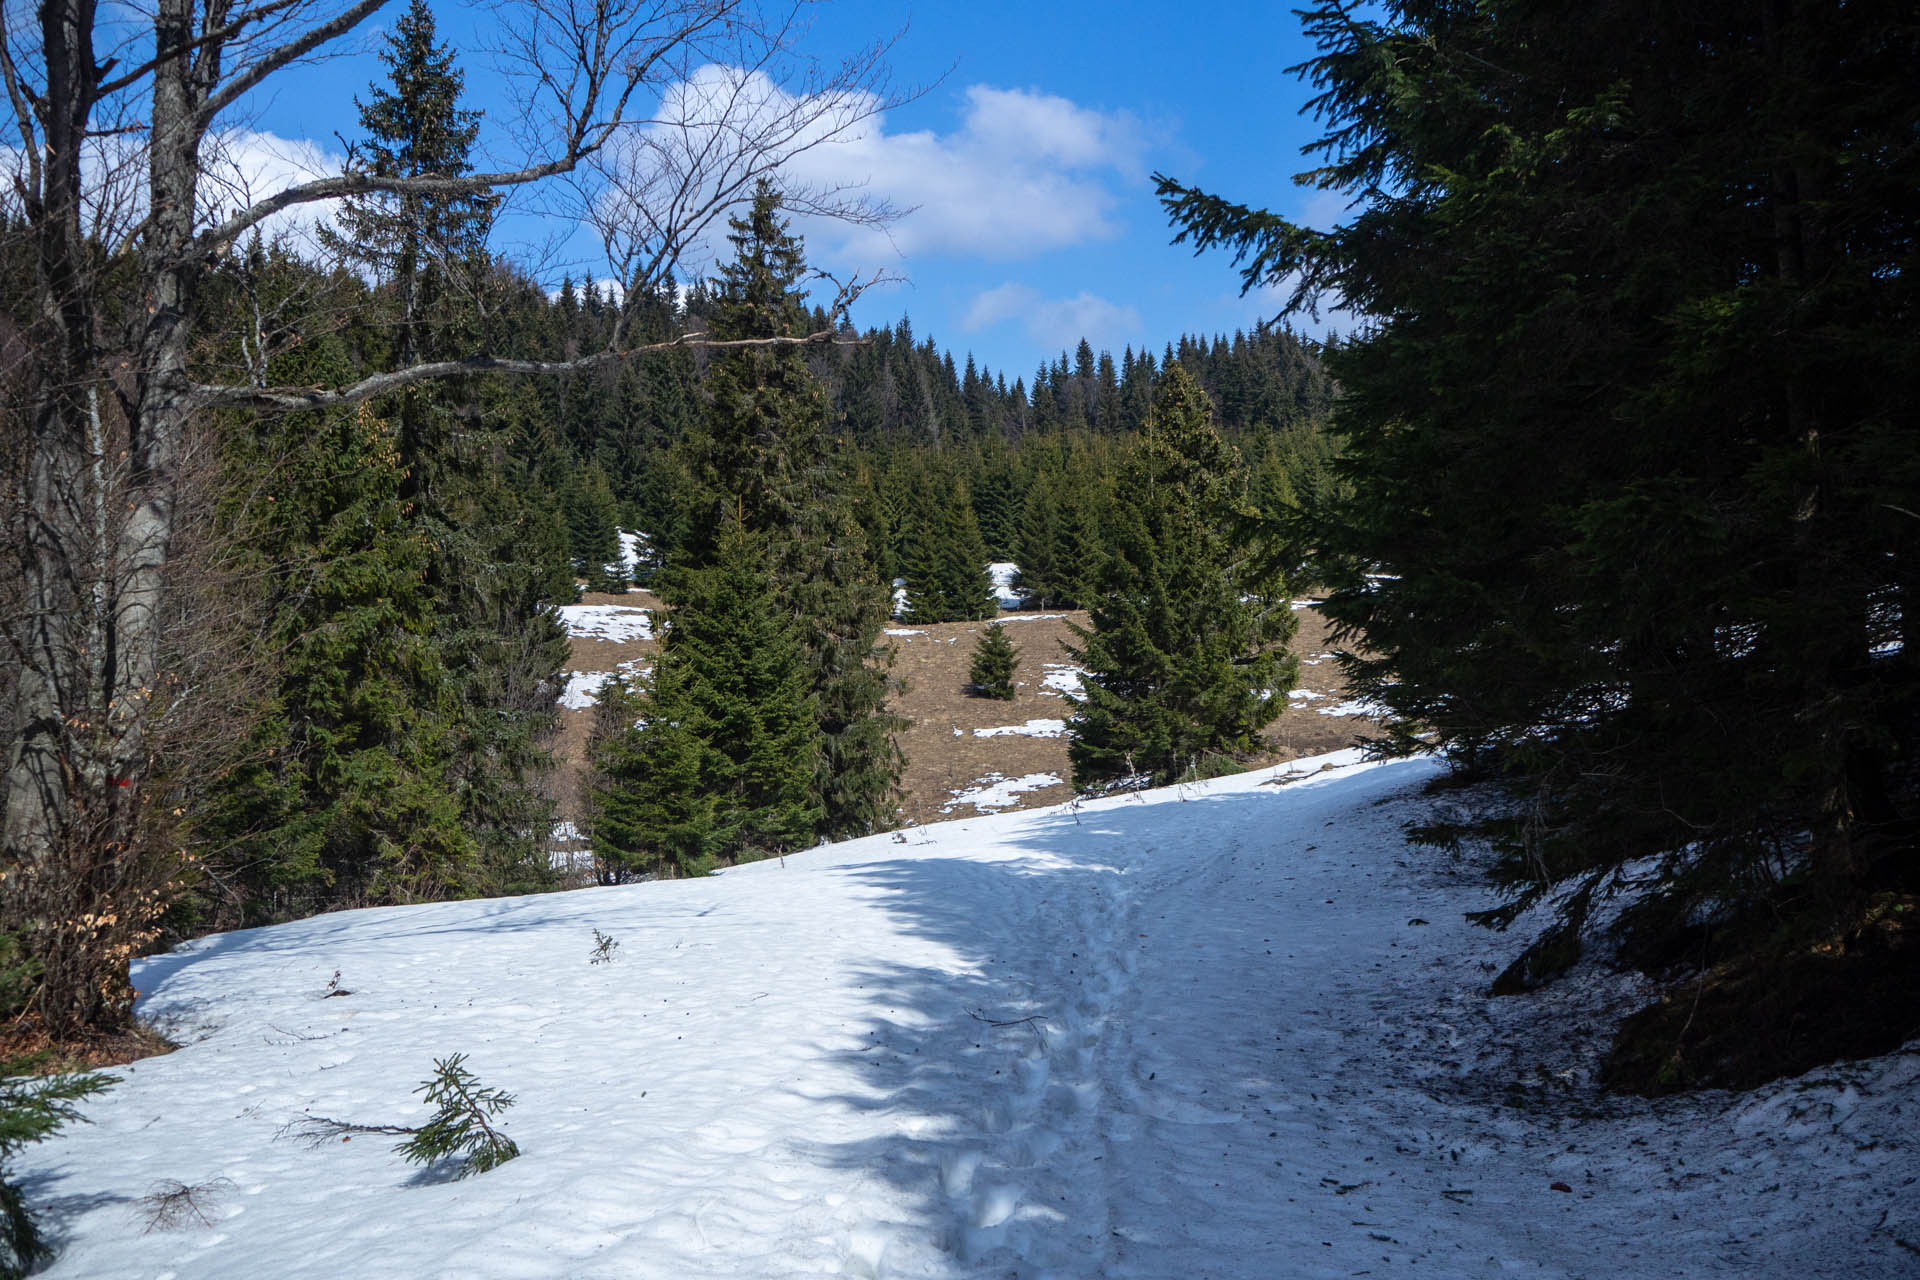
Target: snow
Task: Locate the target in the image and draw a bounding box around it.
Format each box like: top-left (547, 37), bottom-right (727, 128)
top-left (22, 751), bottom-right (1915, 1279)
top-left (547, 822), bottom-right (593, 873)
top-left (554, 604), bottom-right (653, 644)
top-left (994, 613), bottom-right (1067, 624)
top-left (558, 664), bottom-right (651, 711)
top-left (987, 562), bottom-right (1023, 608)
top-left (1318, 696), bottom-right (1386, 718)
top-left (559, 672), bottom-right (609, 711)
top-left (1287, 688), bottom-right (1325, 701)
top-left (884, 628), bottom-right (925, 638)
top-left (1038, 664), bottom-right (1086, 700)
top-left (972, 719), bottom-right (1068, 740)
top-left (615, 530), bottom-right (648, 578)
top-left (940, 771), bottom-right (1065, 813)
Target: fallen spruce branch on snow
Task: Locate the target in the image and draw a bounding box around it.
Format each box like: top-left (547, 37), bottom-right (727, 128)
top-left (277, 1055), bottom-right (518, 1179)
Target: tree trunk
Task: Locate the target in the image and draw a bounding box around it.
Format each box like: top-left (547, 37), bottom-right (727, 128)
top-left (2, 0), bottom-right (214, 1032)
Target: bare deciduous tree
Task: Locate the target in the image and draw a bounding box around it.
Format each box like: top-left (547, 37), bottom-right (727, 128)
top-left (1, 0), bottom-right (897, 1033)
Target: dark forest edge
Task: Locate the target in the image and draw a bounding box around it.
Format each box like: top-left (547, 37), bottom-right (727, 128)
top-left (1158, 0), bottom-right (1918, 1094)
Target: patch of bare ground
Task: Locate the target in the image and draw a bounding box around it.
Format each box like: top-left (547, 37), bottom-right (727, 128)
top-left (0, 1018), bottom-right (176, 1072)
top-left (548, 591), bottom-right (661, 833)
top-left (563, 588), bottom-right (664, 672)
top-left (870, 600), bottom-right (1385, 825)
top-left (547, 594), bottom-right (1385, 837)
top-left (887, 613), bottom-right (1083, 824)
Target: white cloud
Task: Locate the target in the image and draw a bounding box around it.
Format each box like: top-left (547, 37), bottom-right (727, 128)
top-left (963, 283), bottom-right (1143, 354)
top-left (592, 69), bottom-right (1147, 279)
top-left (953, 84), bottom-right (1142, 172)
top-left (2, 128), bottom-right (345, 255)
top-left (199, 130), bottom-right (347, 253)
top-left (1293, 187), bottom-right (1351, 233)
top-left (787, 84), bottom-right (1145, 264)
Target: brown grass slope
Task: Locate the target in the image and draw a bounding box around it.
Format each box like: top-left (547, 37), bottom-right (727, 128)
top-left (551, 597), bottom-right (1380, 833)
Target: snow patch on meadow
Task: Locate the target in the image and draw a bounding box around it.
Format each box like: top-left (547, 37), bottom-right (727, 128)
top-left (558, 672), bottom-right (608, 711)
top-left (554, 603), bottom-right (652, 644)
top-left (972, 719), bottom-right (1067, 740)
top-left (941, 771), bottom-right (1065, 812)
top-left (1038, 664), bottom-right (1086, 700)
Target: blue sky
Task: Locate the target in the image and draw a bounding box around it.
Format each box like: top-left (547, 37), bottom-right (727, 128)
top-left (238, 1), bottom-right (1338, 381)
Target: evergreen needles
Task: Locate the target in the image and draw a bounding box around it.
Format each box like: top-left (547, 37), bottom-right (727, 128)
top-left (395, 1055), bottom-right (519, 1179)
top-left (968, 623), bottom-right (1020, 700)
top-left (588, 180), bottom-right (903, 872)
top-left (1156, 0), bottom-right (1920, 1078)
top-left (589, 929), bottom-right (620, 964)
top-left (1, 1063), bottom-right (111, 1278)
top-left (1067, 365), bottom-right (1295, 790)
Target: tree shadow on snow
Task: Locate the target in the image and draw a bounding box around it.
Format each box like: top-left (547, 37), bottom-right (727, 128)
top-left (13, 1169), bottom-right (131, 1259)
top-left (784, 784), bottom-right (1339, 1273)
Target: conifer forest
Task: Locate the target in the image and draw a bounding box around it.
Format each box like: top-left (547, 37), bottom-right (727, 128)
top-left (1, 1), bottom-right (1916, 1275)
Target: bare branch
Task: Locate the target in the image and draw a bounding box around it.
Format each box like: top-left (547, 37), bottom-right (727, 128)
top-left (572, 29), bottom-right (905, 294)
top-left (189, 327), bottom-right (867, 413)
top-left (0, 24), bottom-right (40, 191)
top-left (194, 0), bottom-right (393, 129)
top-left (95, 0), bottom-right (317, 98)
top-left (192, 158), bottom-right (579, 257)
top-left (276, 1115), bottom-right (416, 1148)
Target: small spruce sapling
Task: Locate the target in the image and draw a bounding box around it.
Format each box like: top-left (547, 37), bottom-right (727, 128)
top-left (2, 930), bottom-right (114, 1276)
top-left (395, 1055), bottom-right (519, 1178)
top-left (967, 622), bottom-right (1020, 700)
top-left (2, 1066), bottom-right (112, 1276)
top-left (589, 929), bottom-right (619, 964)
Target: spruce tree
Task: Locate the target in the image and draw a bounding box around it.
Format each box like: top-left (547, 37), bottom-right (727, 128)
top-left (321, 0), bottom-right (568, 898)
top-left (1013, 478), bottom-right (1062, 608)
top-left (563, 461), bottom-right (623, 592)
top-left (905, 479), bottom-right (994, 623)
top-left (1158, 1), bottom-right (1920, 1025)
top-left (1067, 365), bottom-right (1294, 789)
top-left (971, 452), bottom-right (1020, 558)
top-left (666, 522), bottom-right (823, 862)
top-left (1047, 466), bottom-right (1107, 610)
top-left (195, 8), bottom-right (576, 918)
top-left (968, 622), bottom-right (1020, 700)
top-left (197, 259), bottom-right (480, 914)
top-left (677, 181), bottom-right (902, 839)
top-left (934, 480), bottom-right (996, 622)
top-left (587, 672), bottom-right (714, 881)
top-left (319, 0), bottom-right (495, 385)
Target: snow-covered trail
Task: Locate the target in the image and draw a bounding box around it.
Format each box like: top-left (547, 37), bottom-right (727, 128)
top-left (22, 752), bottom-right (1916, 1278)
